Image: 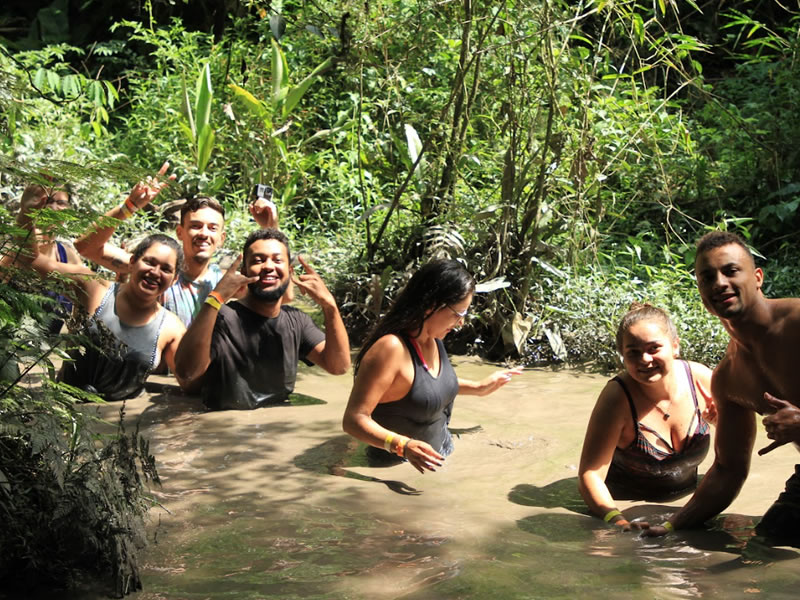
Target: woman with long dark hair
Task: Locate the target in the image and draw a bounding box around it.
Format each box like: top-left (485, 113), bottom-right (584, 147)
top-left (343, 259), bottom-right (521, 473)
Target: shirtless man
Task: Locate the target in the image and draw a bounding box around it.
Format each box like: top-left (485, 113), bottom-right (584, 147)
top-left (646, 231), bottom-right (800, 544)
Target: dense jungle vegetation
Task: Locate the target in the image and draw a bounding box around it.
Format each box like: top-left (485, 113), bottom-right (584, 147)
top-left (1, 0), bottom-right (799, 594)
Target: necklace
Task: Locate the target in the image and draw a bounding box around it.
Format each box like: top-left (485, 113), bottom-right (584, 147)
top-left (653, 398), bottom-right (673, 420)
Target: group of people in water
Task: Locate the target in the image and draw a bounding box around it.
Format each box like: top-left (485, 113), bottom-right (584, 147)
top-left (5, 164), bottom-right (800, 546)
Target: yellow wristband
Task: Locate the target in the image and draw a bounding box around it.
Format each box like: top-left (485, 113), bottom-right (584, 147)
top-left (384, 433), bottom-right (395, 452)
top-left (120, 203), bottom-right (134, 219)
top-left (662, 521), bottom-right (674, 532)
top-left (205, 295), bottom-right (222, 311)
top-left (603, 509), bottom-right (623, 523)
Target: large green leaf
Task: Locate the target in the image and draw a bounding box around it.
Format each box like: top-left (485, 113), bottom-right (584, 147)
top-left (271, 39), bottom-right (288, 107)
top-left (195, 63), bottom-right (213, 136)
top-left (282, 57), bottom-right (333, 118)
top-left (197, 125), bottom-right (215, 173)
top-left (228, 83), bottom-right (269, 123)
top-left (181, 75), bottom-right (195, 139)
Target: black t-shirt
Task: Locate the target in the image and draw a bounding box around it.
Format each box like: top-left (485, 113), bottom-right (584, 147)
top-left (203, 301), bottom-right (325, 410)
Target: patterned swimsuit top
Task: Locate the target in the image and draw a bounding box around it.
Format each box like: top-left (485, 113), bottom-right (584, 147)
top-left (615, 360), bottom-right (710, 460)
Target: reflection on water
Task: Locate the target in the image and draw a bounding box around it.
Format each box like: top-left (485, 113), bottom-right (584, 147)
top-left (62, 367), bottom-right (800, 599)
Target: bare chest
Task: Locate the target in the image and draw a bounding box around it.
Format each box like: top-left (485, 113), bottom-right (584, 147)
top-left (723, 342), bottom-right (798, 413)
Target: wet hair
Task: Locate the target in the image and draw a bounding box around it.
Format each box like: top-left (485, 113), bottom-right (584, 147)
top-left (130, 233), bottom-right (184, 273)
top-left (354, 259), bottom-right (476, 373)
top-left (179, 196), bottom-right (225, 225)
top-left (242, 228), bottom-right (291, 263)
top-left (695, 231), bottom-right (754, 265)
top-left (615, 302), bottom-right (678, 355)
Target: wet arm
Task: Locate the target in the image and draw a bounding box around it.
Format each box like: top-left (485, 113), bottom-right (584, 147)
top-left (656, 395), bottom-right (755, 532)
top-left (173, 302), bottom-right (217, 389)
top-left (73, 198), bottom-right (136, 273)
top-left (296, 256), bottom-right (350, 375)
top-left (342, 338), bottom-right (442, 472)
top-left (75, 163), bottom-right (172, 273)
top-left (577, 383), bottom-right (631, 525)
top-left (174, 255), bottom-right (256, 389)
top-left (160, 315), bottom-right (188, 386)
top-left (458, 368), bottom-right (523, 396)
top-left (305, 303), bottom-right (351, 375)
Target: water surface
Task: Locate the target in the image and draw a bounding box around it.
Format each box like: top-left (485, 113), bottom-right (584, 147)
top-left (84, 359), bottom-right (800, 598)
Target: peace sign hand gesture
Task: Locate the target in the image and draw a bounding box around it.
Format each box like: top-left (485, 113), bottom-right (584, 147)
top-left (127, 162), bottom-right (176, 210)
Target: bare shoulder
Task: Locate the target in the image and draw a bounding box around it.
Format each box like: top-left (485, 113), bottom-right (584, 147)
top-left (161, 309), bottom-right (187, 342)
top-left (687, 360), bottom-right (713, 386)
top-left (593, 376), bottom-right (628, 415)
top-left (770, 298), bottom-right (800, 335)
top-left (362, 334), bottom-right (408, 365)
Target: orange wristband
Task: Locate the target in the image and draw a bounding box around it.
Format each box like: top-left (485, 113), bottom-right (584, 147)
top-left (208, 291), bottom-right (225, 305)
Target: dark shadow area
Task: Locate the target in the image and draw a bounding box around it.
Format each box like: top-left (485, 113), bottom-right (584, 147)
top-left (449, 424), bottom-right (483, 437)
top-left (293, 435), bottom-right (422, 495)
top-left (509, 478), bottom-right (589, 514)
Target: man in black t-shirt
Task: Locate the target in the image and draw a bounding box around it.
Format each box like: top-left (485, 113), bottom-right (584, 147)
top-left (175, 229), bottom-right (350, 409)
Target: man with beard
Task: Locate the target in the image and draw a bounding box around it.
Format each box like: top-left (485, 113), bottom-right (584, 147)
top-left (76, 164), bottom-right (280, 326)
top-left (645, 231), bottom-right (800, 545)
top-left (174, 228), bottom-right (350, 410)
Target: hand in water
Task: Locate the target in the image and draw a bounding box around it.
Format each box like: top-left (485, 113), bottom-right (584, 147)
top-left (641, 524), bottom-right (669, 537)
top-left (759, 393), bottom-right (800, 455)
top-left (611, 518), bottom-right (650, 532)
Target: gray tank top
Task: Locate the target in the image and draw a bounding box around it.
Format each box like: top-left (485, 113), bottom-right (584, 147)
top-left (95, 283), bottom-right (166, 370)
top-left (370, 335), bottom-right (459, 457)
top-left (59, 283), bottom-right (166, 401)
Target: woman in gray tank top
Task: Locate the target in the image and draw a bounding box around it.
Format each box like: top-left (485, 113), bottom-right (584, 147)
top-left (14, 188), bottom-right (187, 400)
top-left (343, 260), bottom-right (522, 473)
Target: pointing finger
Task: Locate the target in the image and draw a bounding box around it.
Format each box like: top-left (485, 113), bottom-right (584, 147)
top-left (157, 161), bottom-right (170, 176)
top-left (296, 254), bottom-right (317, 275)
top-left (759, 439), bottom-right (788, 456)
top-left (764, 392), bottom-right (790, 409)
top-left (227, 253), bottom-right (244, 274)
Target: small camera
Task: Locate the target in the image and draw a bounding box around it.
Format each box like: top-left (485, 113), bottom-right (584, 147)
top-left (252, 184), bottom-right (273, 201)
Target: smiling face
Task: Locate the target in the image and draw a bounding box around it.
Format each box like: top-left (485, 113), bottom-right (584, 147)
top-left (621, 320), bottom-right (679, 384)
top-left (129, 242), bottom-right (179, 298)
top-left (176, 206), bottom-right (226, 265)
top-left (695, 243), bottom-right (763, 320)
top-left (244, 238), bottom-right (291, 302)
top-left (423, 293), bottom-right (473, 339)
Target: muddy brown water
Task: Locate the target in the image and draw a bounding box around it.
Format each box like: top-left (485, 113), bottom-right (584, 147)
top-left (78, 358), bottom-right (800, 598)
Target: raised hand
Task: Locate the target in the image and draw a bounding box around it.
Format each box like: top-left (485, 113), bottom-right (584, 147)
top-left (292, 255), bottom-right (335, 309)
top-left (759, 392), bottom-right (800, 455)
top-left (127, 161), bottom-right (175, 210)
top-left (250, 197), bottom-right (279, 229)
top-left (212, 254), bottom-right (259, 302)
